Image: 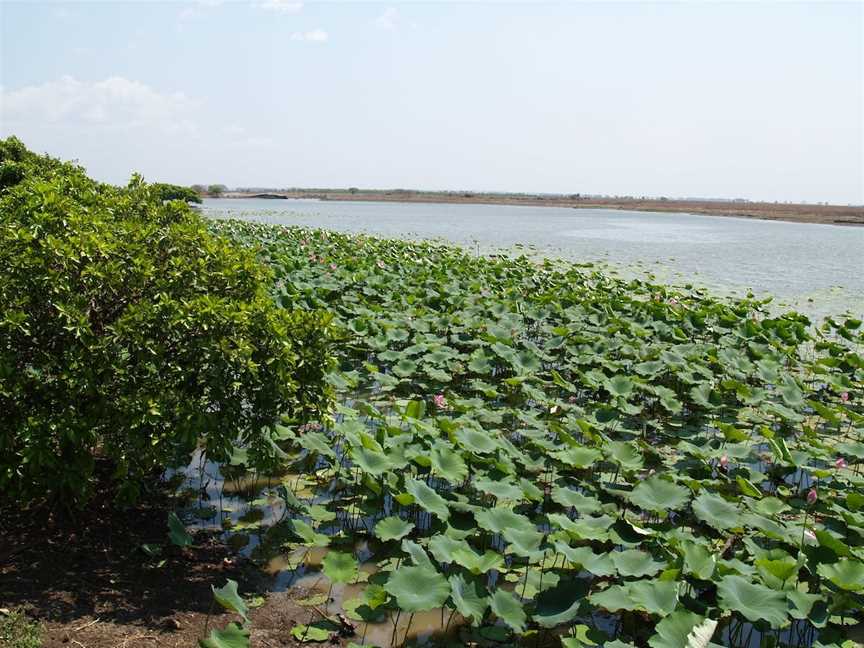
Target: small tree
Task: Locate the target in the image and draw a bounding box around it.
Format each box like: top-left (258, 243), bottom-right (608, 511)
top-left (0, 138), bottom-right (333, 507)
top-left (208, 183), bottom-right (227, 196)
top-left (152, 182), bottom-right (202, 204)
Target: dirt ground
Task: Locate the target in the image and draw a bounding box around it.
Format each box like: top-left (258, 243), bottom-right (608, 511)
top-left (0, 487), bottom-right (354, 648)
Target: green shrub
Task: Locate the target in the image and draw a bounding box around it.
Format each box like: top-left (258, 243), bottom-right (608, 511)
top-left (0, 609), bottom-right (42, 648)
top-left (0, 138), bottom-right (333, 507)
top-left (152, 182), bottom-right (202, 204)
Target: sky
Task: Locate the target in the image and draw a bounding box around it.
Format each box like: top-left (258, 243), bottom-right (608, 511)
top-left (0, 1), bottom-right (862, 204)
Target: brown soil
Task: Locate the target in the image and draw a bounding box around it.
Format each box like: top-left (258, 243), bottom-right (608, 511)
top-left (220, 191), bottom-right (864, 227)
top-left (0, 484), bottom-right (352, 648)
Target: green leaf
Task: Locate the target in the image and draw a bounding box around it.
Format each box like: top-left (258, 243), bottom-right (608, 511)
top-left (322, 551), bottom-right (358, 585)
top-left (648, 611), bottom-right (718, 648)
top-left (590, 580), bottom-right (678, 616)
top-left (716, 575), bottom-right (788, 627)
top-left (168, 512), bottom-right (193, 548)
top-left (429, 444), bottom-right (468, 483)
top-left (404, 478), bottom-right (450, 521)
top-left (475, 508), bottom-right (535, 534)
top-left (605, 441), bottom-right (644, 471)
top-left (490, 588), bottom-right (527, 633)
top-left (628, 476), bottom-right (690, 513)
top-left (533, 579), bottom-right (589, 628)
top-left (692, 492), bottom-right (741, 530)
top-left (552, 486), bottom-right (603, 514)
top-left (290, 623), bottom-right (332, 642)
top-left (611, 550), bottom-right (667, 578)
top-left (679, 540), bottom-right (716, 580)
top-left (199, 622), bottom-right (251, 648)
top-left (449, 574), bottom-right (488, 624)
top-left (212, 580), bottom-right (249, 623)
top-left (384, 565), bottom-right (450, 612)
top-left (291, 519), bottom-right (330, 547)
top-left (374, 516), bottom-right (415, 542)
top-left (816, 558), bottom-right (864, 592)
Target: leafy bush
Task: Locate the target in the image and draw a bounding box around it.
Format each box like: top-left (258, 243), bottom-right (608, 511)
top-left (0, 609), bottom-right (42, 648)
top-left (0, 138), bottom-right (334, 507)
top-left (152, 182), bottom-right (202, 204)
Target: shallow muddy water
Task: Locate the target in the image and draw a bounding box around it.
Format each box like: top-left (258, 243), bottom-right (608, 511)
top-left (203, 198), bottom-right (864, 319)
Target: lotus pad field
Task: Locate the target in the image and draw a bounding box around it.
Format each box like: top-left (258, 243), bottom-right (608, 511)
top-left (208, 219), bottom-right (864, 647)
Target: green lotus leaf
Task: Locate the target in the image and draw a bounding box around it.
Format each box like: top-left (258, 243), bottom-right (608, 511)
top-left (501, 526), bottom-right (545, 557)
top-left (555, 446), bottom-right (602, 469)
top-left (605, 441), bottom-right (644, 471)
top-left (533, 579), bottom-right (590, 628)
top-left (611, 550), bottom-right (667, 578)
top-left (606, 375), bottom-right (634, 398)
top-left (290, 622), bottom-right (333, 642)
top-left (816, 558), bottom-right (864, 591)
top-left (200, 622), bottom-right (251, 648)
top-left (400, 539), bottom-right (434, 569)
top-left (628, 476), bottom-right (690, 513)
top-left (212, 579), bottom-right (249, 623)
top-left (692, 492), bottom-right (741, 530)
top-left (548, 513), bottom-right (614, 541)
top-left (475, 507), bottom-right (535, 534)
top-left (589, 579), bottom-right (678, 616)
top-left (350, 446), bottom-right (392, 476)
top-left (374, 516), bottom-right (415, 542)
top-left (786, 590), bottom-right (828, 627)
top-left (679, 540), bottom-right (716, 580)
top-left (393, 358), bottom-right (417, 377)
top-left (716, 575), bottom-right (788, 627)
top-left (490, 588), bottom-right (527, 633)
top-left (322, 550), bottom-right (358, 585)
top-left (554, 542), bottom-right (616, 577)
top-left (298, 431), bottom-right (336, 459)
top-left (449, 574), bottom-right (489, 623)
top-left (405, 478), bottom-right (450, 521)
top-left (475, 477), bottom-right (524, 501)
top-left (430, 444), bottom-right (468, 483)
top-left (456, 427), bottom-right (499, 454)
top-left (168, 511), bottom-right (193, 548)
top-left (647, 610), bottom-right (718, 648)
top-left (552, 486), bottom-right (603, 514)
top-left (383, 565), bottom-right (450, 612)
top-left (290, 519), bottom-right (330, 547)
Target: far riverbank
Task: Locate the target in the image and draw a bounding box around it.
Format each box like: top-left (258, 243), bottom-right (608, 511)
top-left (214, 191), bottom-right (864, 227)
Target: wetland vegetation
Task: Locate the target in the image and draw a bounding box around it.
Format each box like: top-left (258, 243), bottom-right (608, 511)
top-left (1, 142), bottom-right (862, 647)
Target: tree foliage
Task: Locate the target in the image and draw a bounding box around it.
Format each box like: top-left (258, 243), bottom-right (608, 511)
top-left (0, 137), bottom-right (334, 506)
top-left (152, 182), bottom-right (202, 204)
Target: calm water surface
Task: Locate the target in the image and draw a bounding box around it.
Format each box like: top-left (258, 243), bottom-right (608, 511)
top-left (204, 198), bottom-right (863, 319)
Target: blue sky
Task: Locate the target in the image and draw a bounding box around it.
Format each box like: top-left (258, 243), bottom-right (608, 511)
top-left (1, 1), bottom-right (861, 203)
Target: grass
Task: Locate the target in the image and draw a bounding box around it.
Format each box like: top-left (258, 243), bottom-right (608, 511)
top-left (0, 609), bottom-right (42, 648)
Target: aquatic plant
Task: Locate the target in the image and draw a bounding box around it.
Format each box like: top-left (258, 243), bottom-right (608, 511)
top-left (206, 219), bottom-right (863, 647)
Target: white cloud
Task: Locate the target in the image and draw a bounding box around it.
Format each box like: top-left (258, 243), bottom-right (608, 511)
top-left (374, 7), bottom-right (398, 31)
top-left (0, 76), bottom-right (197, 135)
top-left (256, 0), bottom-right (303, 13)
top-left (291, 29), bottom-right (328, 42)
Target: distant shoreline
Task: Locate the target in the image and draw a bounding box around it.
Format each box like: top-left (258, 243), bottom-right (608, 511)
top-left (215, 191), bottom-right (864, 227)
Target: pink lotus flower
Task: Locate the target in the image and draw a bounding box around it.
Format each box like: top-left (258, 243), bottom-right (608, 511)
top-left (377, 260), bottom-right (385, 269)
top-left (719, 454), bottom-right (729, 469)
top-left (840, 392), bottom-right (849, 403)
top-left (668, 298), bottom-right (678, 306)
top-left (433, 394), bottom-right (446, 409)
top-left (806, 488), bottom-right (818, 505)
top-left (835, 457), bottom-right (848, 470)
top-left (803, 529), bottom-right (817, 543)
top-left (330, 263), bottom-right (337, 270)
